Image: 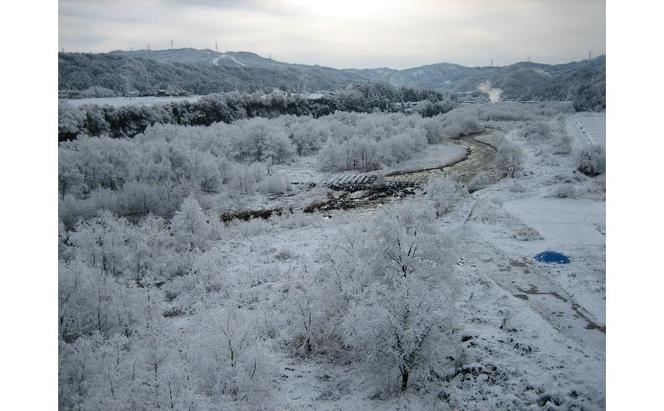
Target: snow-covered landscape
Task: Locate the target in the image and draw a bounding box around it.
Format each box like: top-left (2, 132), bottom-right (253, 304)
top-left (51, 1), bottom-right (610, 409)
top-left (58, 97), bottom-right (606, 409)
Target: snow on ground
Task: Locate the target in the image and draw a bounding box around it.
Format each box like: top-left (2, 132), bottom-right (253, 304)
top-left (431, 112), bottom-right (606, 408)
top-left (60, 95), bottom-right (202, 108)
top-left (194, 112), bottom-right (606, 409)
top-left (568, 112), bottom-right (606, 148)
top-left (212, 53), bottom-right (246, 67)
top-left (58, 103), bottom-right (606, 409)
top-left (192, 109), bottom-right (606, 409)
top-left (503, 198), bottom-right (605, 249)
top-left (78, 106), bottom-right (606, 408)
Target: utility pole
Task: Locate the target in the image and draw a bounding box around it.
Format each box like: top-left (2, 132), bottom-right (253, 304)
top-left (490, 58), bottom-right (493, 67)
top-left (147, 44), bottom-right (150, 50)
top-left (215, 41), bottom-right (218, 52)
top-left (170, 39), bottom-right (174, 49)
top-left (588, 50), bottom-right (592, 61)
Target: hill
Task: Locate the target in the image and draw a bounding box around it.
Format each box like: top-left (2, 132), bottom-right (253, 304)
top-left (350, 56), bottom-right (605, 110)
top-left (59, 49), bottom-right (364, 96)
top-left (59, 49), bottom-right (605, 110)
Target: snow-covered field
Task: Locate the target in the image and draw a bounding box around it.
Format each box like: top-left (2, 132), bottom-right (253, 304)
top-left (60, 95), bottom-right (202, 107)
top-left (503, 198), bottom-right (605, 248)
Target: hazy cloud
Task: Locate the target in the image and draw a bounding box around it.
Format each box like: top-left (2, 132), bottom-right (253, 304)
top-left (59, 0), bottom-right (605, 68)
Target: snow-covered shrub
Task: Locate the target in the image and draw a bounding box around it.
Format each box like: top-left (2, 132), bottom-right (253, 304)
top-left (256, 174), bottom-right (288, 195)
top-left (419, 100), bottom-right (456, 117)
top-left (553, 133), bottom-right (572, 155)
top-left (381, 130), bottom-right (427, 164)
top-left (549, 183), bottom-right (577, 199)
top-left (318, 138), bottom-right (382, 171)
top-left (520, 121), bottom-right (552, 141)
top-left (229, 162), bottom-right (267, 193)
top-left (509, 180), bottom-right (526, 193)
top-left (185, 307), bottom-right (276, 405)
top-left (468, 173), bottom-right (492, 193)
top-left (442, 114), bottom-right (484, 139)
top-left (287, 286), bottom-right (345, 358)
top-left (230, 217), bottom-right (273, 237)
top-left (276, 211), bottom-right (320, 229)
top-left (288, 118), bottom-right (330, 156)
top-left (577, 144), bottom-right (605, 176)
top-left (59, 259), bottom-right (145, 341)
top-left (425, 176), bottom-right (466, 217)
top-left (58, 105), bottom-right (86, 140)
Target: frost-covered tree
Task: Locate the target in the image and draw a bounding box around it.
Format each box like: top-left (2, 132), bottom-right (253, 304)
top-left (170, 195), bottom-right (211, 252)
top-left (67, 212), bottom-right (132, 277)
top-left (59, 258), bottom-right (145, 341)
top-left (498, 141), bottom-right (524, 178)
top-left (186, 307), bottom-right (275, 405)
top-left (424, 176), bottom-right (466, 217)
top-left (307, 202), bottom-right (458, 392)
top-left (342, 277), bottom-right (451, 391)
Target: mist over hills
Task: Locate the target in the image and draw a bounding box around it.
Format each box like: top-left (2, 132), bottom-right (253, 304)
top-left (59, 48), bottom-right (605, 110)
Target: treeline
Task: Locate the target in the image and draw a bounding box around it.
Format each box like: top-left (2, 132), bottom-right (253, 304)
top-left (59, 82), bottom-right (455, 141)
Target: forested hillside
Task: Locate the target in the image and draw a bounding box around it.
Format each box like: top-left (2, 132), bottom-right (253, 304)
top-left (59, 49), bottom-right (605, 111)
top-left (58, 50), bottom-right (364, 96)
top-left (352, 56), bottom-right (606, 111)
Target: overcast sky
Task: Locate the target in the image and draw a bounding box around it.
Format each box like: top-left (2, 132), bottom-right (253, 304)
top-left (59, 0), bottom-right (605, 69)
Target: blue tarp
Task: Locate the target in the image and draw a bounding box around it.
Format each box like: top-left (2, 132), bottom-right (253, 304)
top-left (533, 251), bottom-right (570, 264)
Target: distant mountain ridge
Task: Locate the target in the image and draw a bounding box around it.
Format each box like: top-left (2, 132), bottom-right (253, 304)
top-left (59, 48), bottom-right (365, 97)
top-left (59, 48), bottom-right (605, 110)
